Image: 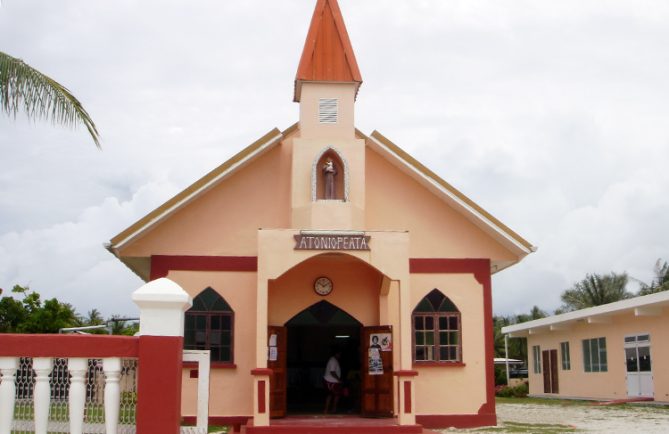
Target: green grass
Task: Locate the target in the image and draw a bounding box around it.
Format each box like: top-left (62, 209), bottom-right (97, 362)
top-left (496, 397), bottom-right (592, 407)
top-left (496, 396), bottom-right (669, 411)
top-left (207, 426), bottom-right (228, 433)
top-left (13, 400), bottom-right (136, 423)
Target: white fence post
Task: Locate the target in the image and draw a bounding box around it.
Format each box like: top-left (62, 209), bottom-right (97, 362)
top-left (132, 277), bottom-right (192, 434)
top-left (132, 277), bottom-right (192, 337)
top-left (103, 357), bottom-right (122, 434)
top-left (68, 358), bottom-right (88, 434)
top-left (32, 357), bottom-right (53, 434)
top-left (0, 357), bottom-right (19, 434)
top-left (182, 350), bottom-right (210, 433)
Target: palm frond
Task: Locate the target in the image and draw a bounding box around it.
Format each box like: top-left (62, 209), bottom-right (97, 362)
top-left (0, 51), bottom-right (101, 148)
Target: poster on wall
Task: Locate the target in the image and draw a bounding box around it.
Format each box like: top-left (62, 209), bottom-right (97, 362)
top-left (368, 348), bottom-right (383, 375)
top-left (369, 333), bottom-right (392, 351)
top-left (268, 334), bottom-right (278, 361)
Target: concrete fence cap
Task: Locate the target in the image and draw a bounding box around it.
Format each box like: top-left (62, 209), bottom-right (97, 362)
top-left (132, 277), bottom-right (192, 307)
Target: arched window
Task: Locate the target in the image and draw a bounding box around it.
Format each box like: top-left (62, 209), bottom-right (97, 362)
top-left (412, 289), bottom-right (461, 363)
top-left (184, 287), bottom-right (234, 363)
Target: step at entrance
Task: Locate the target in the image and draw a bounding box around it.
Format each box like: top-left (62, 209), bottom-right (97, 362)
top-left (244, 416), bottom-right (423, 434)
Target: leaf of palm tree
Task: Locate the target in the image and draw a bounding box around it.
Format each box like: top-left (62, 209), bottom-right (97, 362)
top-left (0, 51), bottom-right (101, 148)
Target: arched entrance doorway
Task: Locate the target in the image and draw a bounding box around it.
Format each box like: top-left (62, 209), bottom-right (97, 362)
top-left (266, 253), bottom-right (396, 419)
top-left (285, 300), bottom-right (362, 414)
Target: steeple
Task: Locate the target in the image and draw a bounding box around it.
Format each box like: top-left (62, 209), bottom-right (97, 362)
top-left (294, 0), bottom-right (362, 102)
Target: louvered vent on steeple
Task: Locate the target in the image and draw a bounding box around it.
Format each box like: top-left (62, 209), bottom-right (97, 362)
top-left (319, 98), bottom-right (338, 123)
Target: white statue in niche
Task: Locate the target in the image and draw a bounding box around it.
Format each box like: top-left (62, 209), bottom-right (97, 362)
top-left (322, 158), bottom-right (337, 199)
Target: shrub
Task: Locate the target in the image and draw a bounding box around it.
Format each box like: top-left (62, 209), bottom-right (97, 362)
top-left (494, 366), bottom-right (507, 386)
top-left (495, 382), bottom-right (528, 398)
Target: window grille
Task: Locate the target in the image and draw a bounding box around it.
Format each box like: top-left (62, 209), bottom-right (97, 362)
top-left (184, 287), bottom-right (234, 363)
top-left (412, 289), bottom-right (462, 363)
top-left (532, 345), bottom-right (541, 373)
top-left (560, 341), bottom-right (571, 370)
top-left (582, 337), bottom-right (607, 372)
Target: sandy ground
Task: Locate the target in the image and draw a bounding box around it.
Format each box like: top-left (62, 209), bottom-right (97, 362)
top-left (441, 402), bottom-right (669, 433)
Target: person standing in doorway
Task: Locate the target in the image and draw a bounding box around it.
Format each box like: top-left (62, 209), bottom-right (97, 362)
top-left (323, 349), bottom-right (342, 414)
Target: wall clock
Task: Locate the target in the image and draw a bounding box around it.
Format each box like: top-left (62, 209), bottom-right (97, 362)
top-left (314, 276), bottom-right (333, 296)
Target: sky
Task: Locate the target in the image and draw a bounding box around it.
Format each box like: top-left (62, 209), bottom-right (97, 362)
top-left (1, 0), bottom-right (668, 319)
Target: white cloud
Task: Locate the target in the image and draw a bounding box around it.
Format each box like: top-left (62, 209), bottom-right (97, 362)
top-left (1, 0), bottom-right (668, 317)
top-left (0, 179), bottom-right (179, 317)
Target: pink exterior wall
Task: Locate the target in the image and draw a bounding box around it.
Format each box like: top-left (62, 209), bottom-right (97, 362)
top-left (365, 146), bottom-right (516, 261)
top-left (411, 274), bottom-right (487, 415)
top-left (299, 83), bottom-right (357, 140)
top-left (526, 311), bottom-right (669, 401)
top-left (169, 270), bottom-right (257, 418)
top-left (112, 108), bottom-right (523, 426)
top-left (268, 254), bottom-right (382, 326)
top-left (120, 142), bottom-right (292, 257)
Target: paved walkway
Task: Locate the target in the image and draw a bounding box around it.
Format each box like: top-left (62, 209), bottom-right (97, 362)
top-left (440, 402), bottom-right (669, 433)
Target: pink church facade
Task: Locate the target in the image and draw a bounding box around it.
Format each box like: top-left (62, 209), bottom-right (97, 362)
top-left (108, 1), bottom-right (534, 431)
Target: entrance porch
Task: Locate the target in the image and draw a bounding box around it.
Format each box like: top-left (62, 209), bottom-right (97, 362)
top-left (253, 229), bottom-right (415, 428)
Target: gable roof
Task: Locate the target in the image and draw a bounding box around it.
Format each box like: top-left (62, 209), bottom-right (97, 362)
top-left (294, 0), bottom-right (362, 102)
top-left (502, 290), bottom-right (669, 337)
top-left (364, 130), bottom-right (535, 262)
top-left (108, 124), bottom-right (535, 275)
top-left (108, 125), bottom-right (292, 251)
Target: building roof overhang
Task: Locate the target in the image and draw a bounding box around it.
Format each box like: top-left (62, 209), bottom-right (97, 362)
top-left (502, 290), bottom-right (669, 337)
top-left (108, 126), bottom-right (290, 254)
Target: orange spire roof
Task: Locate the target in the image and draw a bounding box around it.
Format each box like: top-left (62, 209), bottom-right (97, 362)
top-left (294, 0), bottom-right (362, 102)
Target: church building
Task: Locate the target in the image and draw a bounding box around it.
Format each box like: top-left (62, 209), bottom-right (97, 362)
top-left (108, 1), bottom-right (534, 431)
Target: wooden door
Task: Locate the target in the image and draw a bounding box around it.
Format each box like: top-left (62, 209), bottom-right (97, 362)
top-left (542, 350), bottom-right (551, 393)
top-left (542, 349), bottom-right (559, 394)
top-left (549, 349), bottom-right (559, 394)
top-left (361, 326), bottom-right (393, 417)
top-left (267, 326), bottom-right (287, 418)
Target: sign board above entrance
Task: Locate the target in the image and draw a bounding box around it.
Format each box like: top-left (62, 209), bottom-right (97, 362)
top-left (294, 233), bottom-right (371, 251)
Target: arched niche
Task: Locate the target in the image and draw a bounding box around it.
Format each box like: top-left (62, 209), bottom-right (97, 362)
top-left (311, 147), bottom-right (349, 202)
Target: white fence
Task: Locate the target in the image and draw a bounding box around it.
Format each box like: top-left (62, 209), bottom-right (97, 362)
top-left (0, 357), bottom-right (136, 434)
top-left (0, 352), bottom-right (210, 434)
top-left (0, 278), bottom-right (203, 434)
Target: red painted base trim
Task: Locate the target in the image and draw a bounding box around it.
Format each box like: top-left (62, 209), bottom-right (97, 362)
top-left (181, 416), bottom-right (250, 433)
top-left (409, 258), bottom-right (488, 275)
top-left (150, 255), bottom-right (258, 280)
top-left (182, 361), bottom-right (236, 369)
top-left (403, 381), bottom-right (412, 413)
top-left (416, 412), bottom-right (496, 429)
top-left (258, 380), bottom-right (266, 414)
top-left (251, 368), bottom-right (273, 376)
top-left (0, 334), bottom-right (138, 358)
top-left (245, 424), bottom-right (423, 434)
top-left (413, 362), bottom-right (466, 368)
top-left (393, 370), bottom-right (418, 377)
